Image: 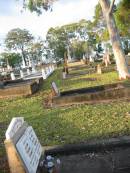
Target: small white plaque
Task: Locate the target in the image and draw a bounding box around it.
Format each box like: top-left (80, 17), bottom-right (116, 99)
top-left (16, 126), bottom-right (42, 173)
top-left (5, 117), bottom-right (24, 140)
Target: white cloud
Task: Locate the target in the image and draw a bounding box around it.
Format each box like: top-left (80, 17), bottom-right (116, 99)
top-left (0, 0), bottom-right (98, 41)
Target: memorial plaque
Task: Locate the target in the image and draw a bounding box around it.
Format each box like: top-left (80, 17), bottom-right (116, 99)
top-left (5, 117), bottom-right (24, 140)
top-left (16, 126), bottom-right (42, 173)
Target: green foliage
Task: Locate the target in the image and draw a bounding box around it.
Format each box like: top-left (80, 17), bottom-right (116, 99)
top-left (115, 0), bottom-right (130, 37)
top-left (23, 0), bottom-right (56, 14)
top-left (5, 28), bottom-right (34, 65)
top-left (28, 40), bottom-right (44, 61)
top-left (0, 52), bottom-right (22, 67)
top-left (93, 3), bottom-right (103, 26)
top-left (46, 20), bottom-right (99, 61)
top-left (5, 28), bottom-right (33, 51)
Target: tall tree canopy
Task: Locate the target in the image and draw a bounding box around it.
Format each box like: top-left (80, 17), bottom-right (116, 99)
top-left (22, 0), bottom-right (130, 79)
top-left (115, 0), bottom-right (130, 37)
top-left (46, 20), bottom-right (98, 60)
top-left (5, 28), bottom-right (34, 66)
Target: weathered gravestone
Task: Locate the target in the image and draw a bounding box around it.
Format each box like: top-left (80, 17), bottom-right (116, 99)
top-left (4, 117), bottom-right (43, 173)
top-left (42, 69), bottom-right (47, 79)
top-left (51, 82), bottom-right (60, 97)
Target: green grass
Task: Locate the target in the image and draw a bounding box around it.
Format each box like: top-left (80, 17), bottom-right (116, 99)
top-left (0, 66), bottom-right (130, 158)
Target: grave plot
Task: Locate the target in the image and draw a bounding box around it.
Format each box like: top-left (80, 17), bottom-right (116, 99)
top-left (45, 136), bottom-right (130, 173)
top-left (0, 78), bottom-right (42, 99)
top-left (50, 82), bottom-right (130, 107)
top-left (66, 64), bottom-right (116, 79)
top-left (4, 118), bottom-right (130, 173)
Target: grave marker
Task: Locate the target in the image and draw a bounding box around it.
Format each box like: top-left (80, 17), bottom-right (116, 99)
top-left (20, 70), bottom-right (24, 78)
top-left (51, 82), bottom-right (60, 97)
top-left (16, 126), bottom-right (42, 173)
top-left (5, 117), bottom-right (24, 140)
top-left (4, 117), bottom-right (43, 173)
top-left (42, 69), bottom-right (47, 79)
top-left (10, 72), bottom-right (16, 80)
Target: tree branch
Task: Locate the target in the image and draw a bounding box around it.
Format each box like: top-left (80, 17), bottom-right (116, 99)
top-left (109, 0), bottom-right (115, 14)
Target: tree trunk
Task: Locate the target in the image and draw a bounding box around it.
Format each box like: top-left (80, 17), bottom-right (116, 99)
top-left (99, 0), bottom-right (130, 79)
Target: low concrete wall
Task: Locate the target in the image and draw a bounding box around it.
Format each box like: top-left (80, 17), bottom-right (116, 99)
top-left (52, 83), bottom-right (130, 107)
top-left (0, 80), bottom-right (39, 99)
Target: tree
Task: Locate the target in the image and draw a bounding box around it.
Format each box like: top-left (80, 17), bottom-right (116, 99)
top-left (22, 0), bottom-right (130, 79)
top-left (99, 0), bottom-right (130, 79)
top-left (5, 28), bottom-right (33, 67)
top-left (0, 52), bottom-right (22, 67)
top-left (28, 39), bottom-right (44, 64)
top-left (115, 0), bottom-right (130, 37)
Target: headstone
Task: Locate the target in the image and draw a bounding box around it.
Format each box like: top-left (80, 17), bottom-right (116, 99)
top-left (10, 72), bottom-right (16, 80)
top-left (4, 117), bottom-right (43, 173)
top-left (32, 66), bottom-right (36, 73)
top-left (0, 81), bottom-right (4, 89)
top-left (49, 66), bottom-right (52, 73)
top-left (42, 69), bottom-right (47, 79)
top-left (20, 70), bottom-right (24, 78)
top-left (51, 82), bottom-right (60, 96)
top-left (16, 126), bottom-right (42, 173)
top-left (52, 65), bottom-right (55, 71)
top-left (89, 56), bottom-right (94, 63)
top-left (97, 64), bottom-right (102, 74)
top-left (62, 72), bottom-right (66, 79)
top-left (5, 117), bottom-right (24, 140)
top-left (45, 67), bottom-right (48, 74)
top-left (27, 69), bottom-right (30, 75)
top-left (47, 66), bottom-right (50, 74)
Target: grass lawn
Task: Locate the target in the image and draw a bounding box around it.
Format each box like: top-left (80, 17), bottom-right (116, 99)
top-left (0, 66), bottom-right (130, 157)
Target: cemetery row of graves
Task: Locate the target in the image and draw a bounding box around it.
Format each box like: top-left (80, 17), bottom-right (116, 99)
top-left (0, 59), bottom-right (130, 172)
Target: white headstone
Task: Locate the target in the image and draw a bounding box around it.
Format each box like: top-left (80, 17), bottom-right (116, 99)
top-left (51, 82), bottom-right (60, 96)
top-left (89, 56), bottom-right (94, 62)
top-left (47, 66), bottom-right (50, 74)
top-left (16, 126), bottom-right (42, 173)
top-left (32, 67), bottom-right (36, 73)
top-left (5, 117), bottom-right (24, 140)
top-left (42, 69), bottom-right (47, 79)
top-left (49, 66), bottom-right (52, 73)
top-left (45, 67), bottom-right (48, 74)
top-left (52, 65), bottom-right (55, 71)
top-left (83, 54), bottom-right (86, 60)
top-left (10, 72), bottom-right (16, 80)
top-left (20, 70), bottom-right (24, 78)
top-left (27, 69), bottom-right (30, 75)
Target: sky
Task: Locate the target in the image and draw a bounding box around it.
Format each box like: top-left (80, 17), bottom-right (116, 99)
top-left (0, 0), bottom-right (99, 44)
